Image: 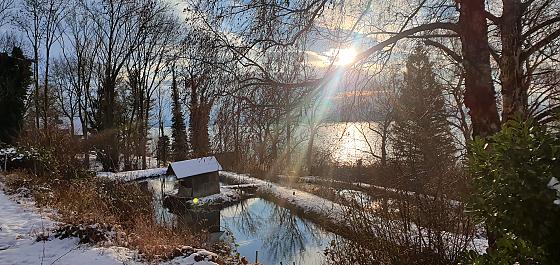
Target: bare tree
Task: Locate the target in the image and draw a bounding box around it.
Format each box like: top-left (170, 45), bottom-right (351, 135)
top-left (13, 0), bottom-right (43, 130)
top-left (0, 0), bottom-right (14, 27)
top-left (123, 4), bottom-right (177, 168)
top-left (58, 1), bottom-right (99, 168)
top-left (84, 0), bottom-right (159, 171)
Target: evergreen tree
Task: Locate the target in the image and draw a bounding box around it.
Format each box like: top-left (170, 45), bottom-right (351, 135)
top-left (392, 47), bottom-right (455, 193)
top-left (170, 66), bottom-right (189, 161)
top-left (0, 47), bottom-right (32, 144)
top-left (156, 134), bottom-right (170, 165)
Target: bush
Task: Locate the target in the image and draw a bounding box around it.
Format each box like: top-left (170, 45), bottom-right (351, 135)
top-left (467, 119), bottom-right (560, 264)
top-left (462, 232), bottom-right (544, 265)
top-left (17, 126), bottom-right (90, 179)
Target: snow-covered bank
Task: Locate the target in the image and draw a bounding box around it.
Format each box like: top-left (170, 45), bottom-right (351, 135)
top-left (97, 167), bottom-right (167, 181)
top-left (0, 186), bottom-right (141, 265)
top-left (295, 175), bottom-right (462, 207)
top-left (0, 178), bottom-right (219, 265)
top-left (198, 186), bottom-right (242, 205)
top-left (221, 171), bottom-right (345, 221)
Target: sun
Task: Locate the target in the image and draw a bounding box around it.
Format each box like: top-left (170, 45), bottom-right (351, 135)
top-left (336, 47), bottom-right (357, 65)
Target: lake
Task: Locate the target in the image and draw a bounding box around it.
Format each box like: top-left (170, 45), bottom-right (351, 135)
top-left (148, 121), bottom-right (381, 166)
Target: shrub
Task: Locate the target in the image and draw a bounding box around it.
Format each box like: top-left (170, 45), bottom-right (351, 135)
top-left (467, 119), bottom-right (560, 264)
top-left (17, 126), bottom-right (90, 179)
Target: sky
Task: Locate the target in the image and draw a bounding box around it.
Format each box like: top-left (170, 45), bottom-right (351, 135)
top-left (0, 0), bottom-right (399, 127)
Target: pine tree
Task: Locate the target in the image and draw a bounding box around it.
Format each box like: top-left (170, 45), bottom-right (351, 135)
top-left (156, 134), bottom-right (170, 165)
top-left (392, 46), bottom-right (455, 193)
top-left (0, 47), bottom-right (32, 144)
top-left (170, 66), bottom-right (189, 161)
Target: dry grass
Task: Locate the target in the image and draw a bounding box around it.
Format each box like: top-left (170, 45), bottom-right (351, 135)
top-left (2, 171), bottom-right (217, 262)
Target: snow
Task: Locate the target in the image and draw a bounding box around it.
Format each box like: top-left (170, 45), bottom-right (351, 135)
top-left (298, 175), bottom-right (463, 206)
top-left (197, 186), bottom-right (241, 205)
top-left (0, 186), bottom-right (140, 265)
top-left (221, 172), bottom-right (347, 222)
top-left (547, 177), bottom-right (560, 206)
top-left (0, 147), bottom-right (33, 163)
top-left (0, 179), bottom-right (218, 265)
top-left (168, 156), bottom-right (222, 179)
top-left (97, 167), bottom-right (167, 181)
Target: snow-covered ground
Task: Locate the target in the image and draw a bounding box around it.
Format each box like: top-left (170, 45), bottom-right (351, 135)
top-left (198, 186), bottom-right (242, 205)
top-left (0, 181), bottom-right (218, 265)
top-left (296, 175), bottom-right (462, 206)
top-left (97, 167), bottom-right (167, 182)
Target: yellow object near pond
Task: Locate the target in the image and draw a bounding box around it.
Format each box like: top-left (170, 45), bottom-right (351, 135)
top-left (193, 197), bottom-right (199, 204)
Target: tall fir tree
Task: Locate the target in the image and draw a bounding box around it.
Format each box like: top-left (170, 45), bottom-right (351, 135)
top-left (0, 47), bottom-right (32, 144)
top-left (392, 46), bottom-right (456, 193)
top-left (170, 66), bottom-right (189, 161)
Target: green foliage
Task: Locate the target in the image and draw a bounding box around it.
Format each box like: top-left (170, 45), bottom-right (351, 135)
top-left (462, 232), bottom-right (545, 265)
top-left (467, 118), bottom-right (560, 264)
top-left (0, 47), bottom-right (32, 144)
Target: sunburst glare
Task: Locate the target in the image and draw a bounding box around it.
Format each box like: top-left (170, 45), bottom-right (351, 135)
top-left (336, 47), bottom-right (357, 65)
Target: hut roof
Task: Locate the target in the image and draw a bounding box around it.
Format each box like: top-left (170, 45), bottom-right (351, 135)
top-left (167, 156), bottom-right (223, 179)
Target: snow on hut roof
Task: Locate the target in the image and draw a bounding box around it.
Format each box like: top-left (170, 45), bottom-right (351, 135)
top-left (167, 156), bottom-right (223, 179)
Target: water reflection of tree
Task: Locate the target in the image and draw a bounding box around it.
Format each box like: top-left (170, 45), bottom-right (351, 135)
top-left (225, 199), bottom-right (263, 237)
top-left (223, 198), bottom-right (327, 265)
top-left (262, 200), bottom-right (323, 264)
top-left (145, 177), bottom-right (184, 229)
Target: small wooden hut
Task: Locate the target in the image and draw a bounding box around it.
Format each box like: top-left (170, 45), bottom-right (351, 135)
top-left (167, 156), bottom-right (222, 198)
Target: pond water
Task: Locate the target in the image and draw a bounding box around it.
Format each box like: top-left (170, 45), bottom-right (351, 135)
top-left (142, 177), bottom-right (337, 265)
top-left (220, 198), bottom-right (334, 265)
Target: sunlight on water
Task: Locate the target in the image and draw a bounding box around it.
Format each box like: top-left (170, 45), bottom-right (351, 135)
top-left (148, 121), bottom-right (381, 166)
top-left (316, 122), bottom-right (380, 165)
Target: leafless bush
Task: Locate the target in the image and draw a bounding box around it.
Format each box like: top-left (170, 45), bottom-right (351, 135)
top-left (17, 125), bottom-right (89, 179)
top-left (326, 168), bottom-right (476, 265)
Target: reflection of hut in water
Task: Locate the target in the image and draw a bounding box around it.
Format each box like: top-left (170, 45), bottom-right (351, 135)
top-left (175, 208), bottom-right (221, 233)
top-left (167, 156), bottom-right (222, 198)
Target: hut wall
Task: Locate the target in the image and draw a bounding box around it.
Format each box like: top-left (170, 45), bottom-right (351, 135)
top-left (191, 172), bottom-right (220, 197)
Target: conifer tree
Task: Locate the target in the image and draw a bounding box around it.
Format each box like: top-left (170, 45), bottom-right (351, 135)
top-left (0, 47), bottom-right (32, 144)
top-left (170, 66), bottom-right (189, 161)
top-left (392, 46), bottom-right (455, 193)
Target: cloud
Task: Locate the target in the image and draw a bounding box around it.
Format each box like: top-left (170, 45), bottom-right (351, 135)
top-left (305, 50), bottom-right (330, 69)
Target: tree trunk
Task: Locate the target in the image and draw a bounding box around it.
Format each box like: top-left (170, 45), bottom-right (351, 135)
top-left (306, 126), bottom-right (317, 175)
top-left (43, 49), bottom-right (50, 134)
top-left (33, 46), bottom-right (40, 130)
top-left (380, 121), bottom-right (389, 166)
top-left (101, 75), bottom-right (119, 172)
top-left (500, 0), bottom-right (527, 121)
top-left (458, 0), bottom-right (501, 137)
top-left (190, 103), bottom-right (211, 157)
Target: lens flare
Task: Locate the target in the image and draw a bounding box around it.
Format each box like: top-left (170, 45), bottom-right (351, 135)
top-left (336, 47), bottom-right (357, 65)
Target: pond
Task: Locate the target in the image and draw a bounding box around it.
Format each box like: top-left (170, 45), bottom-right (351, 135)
top-left (142, 177), bottom-right (337, 265)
